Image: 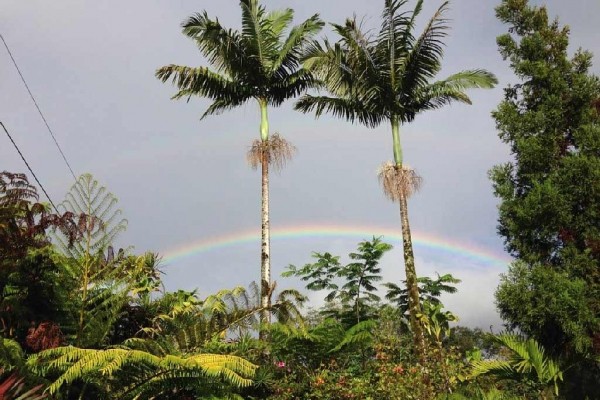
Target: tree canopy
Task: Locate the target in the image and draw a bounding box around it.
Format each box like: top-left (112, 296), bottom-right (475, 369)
top-left (491, 0), bottom-right (600, 396)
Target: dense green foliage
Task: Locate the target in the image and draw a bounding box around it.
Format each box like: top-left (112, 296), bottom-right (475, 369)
top-left (2, 172), bottom-right (561, 398)
top-left (490, 0), bottom-right (600, 396)
top-left (0, 173), bottom-right (261, 398)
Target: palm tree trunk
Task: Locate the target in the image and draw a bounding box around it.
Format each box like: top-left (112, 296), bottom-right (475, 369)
top-left (398, 192), bottom-right (426, 358)
top-left (391, 117), bottom-right (426, 358)
top-left (391, 117), bottom-right (403, 166)
top-left (355, 280), bottom-right (362, 324)
top-left (259, 100), bottom-right (271, 340)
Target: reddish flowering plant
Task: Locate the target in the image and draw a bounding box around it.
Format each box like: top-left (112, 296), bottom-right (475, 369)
top-left (392, 365), bottom-right (404, 374)
top-left (26, 322), bottom-right (63, 352)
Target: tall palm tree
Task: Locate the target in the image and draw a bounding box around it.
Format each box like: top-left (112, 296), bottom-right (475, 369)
top-left (156, 0), bottom-right (323, 336)
top-left (295, 0), bottom-right (497, 356)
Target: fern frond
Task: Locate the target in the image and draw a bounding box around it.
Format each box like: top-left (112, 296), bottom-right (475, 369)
top-left (30, 345), bottom-right (256, 398)
top-left (331, 319), bottom-right (377, 352)
top-left (0, 339), bottom-right (25, 371)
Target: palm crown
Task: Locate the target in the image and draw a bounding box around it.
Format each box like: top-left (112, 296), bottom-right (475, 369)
top-left (156, 0), bottom-right (323, 128)
top-left (296, 0), bottom-right (497, 152)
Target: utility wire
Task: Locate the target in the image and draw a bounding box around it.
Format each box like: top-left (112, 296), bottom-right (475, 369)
top-left (1, 32), bottom-right (78, 181)
top-left (1, 121), bottom-right (60, 214)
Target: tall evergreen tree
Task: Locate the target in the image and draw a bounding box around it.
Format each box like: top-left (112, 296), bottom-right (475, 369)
top-left (491, 0), bottom-right (600, 395)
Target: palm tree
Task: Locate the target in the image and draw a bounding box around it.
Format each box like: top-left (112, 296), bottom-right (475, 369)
top-left (295, 0), bottom-right (497, 356)
top-left (156, 0), bottom-right (323, 336)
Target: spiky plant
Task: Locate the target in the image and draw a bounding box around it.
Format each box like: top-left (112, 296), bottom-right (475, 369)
top-left (0, 372), bottom-right (45, 400)
top-left (156, 0), bottom-right (323, 336)
top-left (295, 0), bottom-right (497, 357)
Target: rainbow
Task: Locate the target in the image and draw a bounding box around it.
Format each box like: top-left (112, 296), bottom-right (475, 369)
top-left (162, 223), bottom-right (511, 267)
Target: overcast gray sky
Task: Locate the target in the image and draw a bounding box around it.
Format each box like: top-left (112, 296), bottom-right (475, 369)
top-left (2, 0), bottom-right (598, 328)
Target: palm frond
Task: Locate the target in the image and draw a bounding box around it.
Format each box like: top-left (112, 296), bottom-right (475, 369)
top-left (470, 334), bottom-right (563, 396)
top-left (411, 69), bottom-right (497, 112)
top-left (269, 69), bottom-right (317, 106)
top-left (443, 69), bottom-right (499, 89)
top-left (399, 1), bottom-right (450, 94)
top-left (295, 95), bottom-right (383, 127)
top-left (273, 13), bottom-right (324, 74)
top-left (240, 0), bottom-right (276, 71)
top-left (156, 65), bottom-right (249, 104)
top-left (378, 0), bottom-right (417, 85)
top-left (181, 12), bottom-right (247, 76)
top-left (200, 98), bottom-right (244, 119)
top-left (265, 8), bottom-right (294, 43)
top-left (334, 18), bottom-right (384, 98)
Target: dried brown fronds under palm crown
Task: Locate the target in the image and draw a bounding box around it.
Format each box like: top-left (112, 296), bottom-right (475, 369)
top-left (378, 162), bottom-right (423, 202)
top-left (247, 134), bottom-right (296, 172)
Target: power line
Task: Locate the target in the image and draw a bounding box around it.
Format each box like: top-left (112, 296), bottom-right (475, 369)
top-left (0, 32), bottom-right (78, 181)
top-left (1, 121), bottom-right (60, 214)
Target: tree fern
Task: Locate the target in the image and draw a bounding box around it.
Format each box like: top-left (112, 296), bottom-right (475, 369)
top-left (28, 345), bottom-right (256, 399)
top-left (50, 174), bottom-right (139, 347)
top-left (331, 319), bottom-right (377, 352)
top-left (53, 173), bottom-right (126, 259)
